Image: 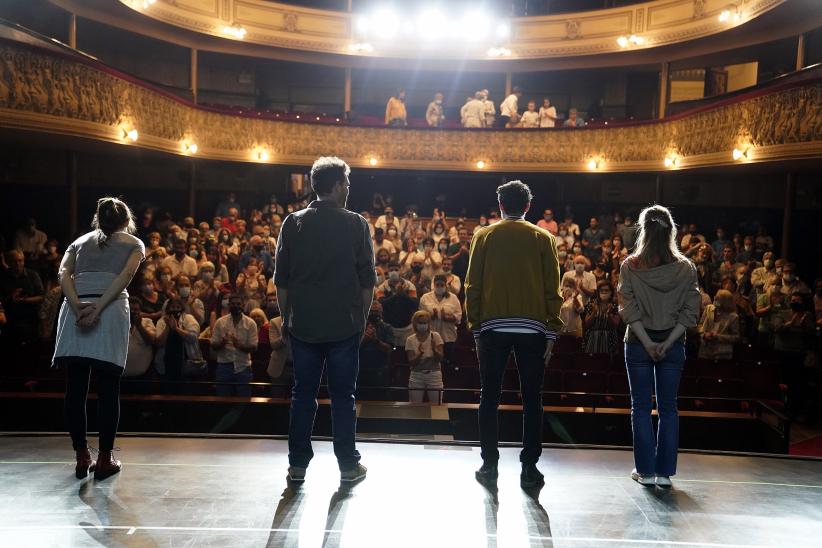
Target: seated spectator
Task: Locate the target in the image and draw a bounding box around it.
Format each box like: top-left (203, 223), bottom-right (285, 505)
top-left (358, 301), bottom-right (394, 394)
top-left (556, 244), bottom-right (572, 276)
top-left (616, 214), bottom-right (636, 250)
top-left (13, 218), bottom-right (47, 261)
top-left (236, 259), bottom-right (267, 313)
top-left (610, 235), bottom-right (628, 269)
top-left (557, 223), bottom-right (575, 250)
top-left (1, 249), bottom-right (44, 346)
top-left (419, 275), bottom-right (462, 367)
top-left (211, 294), bottom-right (258, 397)
top-left (559, 286), bottom-right (585, 338)
top-left (592, 260), bottom-right (609, 285)
top-left (380, 280), bottom-right (419, 347)
top-left (171, 274), bottom-right (205, 326)
top-left (404, 256), bottom-right (433, 297)
top-left (405, 310), bottom-right (444, 404)
top-left (124, 298), bottom-right (156, 378)
top-left (373, 228), bottom-right (397, 259)
top-left (385, 225), bottom-right (401, 251)
top-left (145, 231), bottom-right (168, 262)
top-left (155, 265), bottom-right (175, 298)
top-left (206, 246), bottom-right (231, 284)
top-left (689, 243), bottom-right (717, 295)
top-left (162, 238), bottom-right (199, 278)
top-left (561, 255), bottom-right (597, 304)
top-left (446, 227), bottom-right (471, 282)
top-left (698, 289), bottom-right (741, 360)
top-left (375, 262), bottom-right (417, 299)
top-left (436, 237), bottom-right (449, 258)
top-left (563, 108), bottom-right (584, 127)
top-left (239, 235), bottom-right (274, 277)
top-left (431, 220), bottom-right (449, 245)
top-left (582, 281), bottom-right (621, 356)
top-left (375, 206), bottom-right (397, 232)
top-left (681, 224), bottom-right (706, 252)
top-left (37, 262), bottom-right (62, 342)
top-left (266, 306), bottom-right (292, 395)
top-left (779, 262), bottom-right (810, 297)
top-left (154, 297), bottom-right (204, 388)
top-left (440, 258), bottom-right (462, 296)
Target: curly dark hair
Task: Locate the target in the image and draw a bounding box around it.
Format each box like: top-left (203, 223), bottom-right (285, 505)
top-left (91, 196), bottom-right (136, 248)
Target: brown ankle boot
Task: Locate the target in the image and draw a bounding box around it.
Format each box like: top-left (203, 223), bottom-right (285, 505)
top-left (75, 448), bottom-right (96, 479)
top-left (93, 450), bottom-right (122, 480)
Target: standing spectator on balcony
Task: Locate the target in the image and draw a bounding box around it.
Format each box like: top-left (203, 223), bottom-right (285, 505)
top-left (538, 98), bottom-right (558, 128)
top-left (162, 238), bottom-right (198, 279)
top-left (420, 275), bottom-right (462, 366)
top-left (275, 156), bottom-right (374, 484)
top-left (582, 217), bottom-right (607, 263)
top-left (426, 92), bottom-right (445, 127)
top-left (481, 89), bottom-right (496, 127)
top-left (583, 281), bottom-right (622, 356)
top-left (779, 263), bottom-right (810, 297)
top-left (496, 86), bottom-right (521, 128)
top-left (697, 289), bottom-right (740, 360)
top-left (1, 249), bottom-right (45, 347)
top-left (405, 310), bottom-right (445, 404)
top-left (461, 92), bottom-right (487, 128)
top-left (375, 206), bottom-right (397, 233)
top-left (385, 89), bottom-right (408, 127)
top-left (537, 209), bottom-right (558, 235)
top-left (123, 298), bottom-right (155, 378)
top-left (519, 100), bottom-right (539, 128)
top-left (211, 293), bottom-right (258, 397)
top-left (13, 218), bottom-right (48, 261)
top-left (617, 205), bottom-right (700, 488)
top-left (215, 192), bottom-right (240, 218)
top-left (563, 108), bottom-right (584, 127)
top-left (466, 180), bottom-right (562, 488)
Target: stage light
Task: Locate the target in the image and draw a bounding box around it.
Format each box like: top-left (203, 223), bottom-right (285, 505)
top-left (373, 9), bottom-right (398, 39)
top-left (629, 35), bottom-right (645, 45)
top-left (732, 147), bottom-right (748, 161)
top-left (369, 157), bottom-right (378, 166)
top-left (587, 159), bottom-right (600, 170)
top-left (664, 156), bottom-right (678, 168)
top-left (356, 16), bottom-right (370, 34)
top-left (476, 160), bottom-right (486, 169)
top-left (184, 142), bottom-right (198, 154)
top-left (418, 9), bottom-right (446, 41)
top-left (617, 36), bottom-right (629, 48)
top-left (335, 118), bottom-right (340, 122)
top-left (296, 115), bottom-right (300, 119)
top-left (461, 13), bottom-right (491, 41)
top-left (141, 0), bottom-right (156, 8)
top-left (123, 128), bottom-right (138, 142)
top-left (316, 116), bottom-right (321, 121)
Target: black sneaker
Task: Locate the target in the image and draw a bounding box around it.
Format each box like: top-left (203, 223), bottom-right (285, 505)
top-left (341, 463), bottom-right (367, 483)
top-left (475, 462), bottom-right (498, 484)
top-left (287, 466), bottom-right (306, 482)
top-left (520, 463), bottom-right (545, 488)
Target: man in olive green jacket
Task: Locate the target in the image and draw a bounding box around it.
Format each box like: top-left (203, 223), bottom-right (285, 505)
top-left (465, 180), bottom-right (563, 488)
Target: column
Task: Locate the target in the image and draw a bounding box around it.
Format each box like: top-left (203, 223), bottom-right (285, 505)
top-left (188, 160), bottom-right (197, 218)
top-left (655, 174), bottom-right (663, 204)
top-left (67, 151), bottom-right (78, 237)
top-left (796, 34), bottom-right (806, 71)
top-left (505, 72), bottom-right (512, 97)
top-left (658, 62), bottom-right (669, 119)
top-left (191, 48), bottom-right (198, 104)
top-left (781, 173), bottom-right (795, 260)
top-left (344, 67), bottom-right (352, 115)
top-left (68, 13), bottom-right (77, 49)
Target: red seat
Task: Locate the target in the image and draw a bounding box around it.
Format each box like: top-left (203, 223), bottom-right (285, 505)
top-left (562, 371), bottom-right (607, 394)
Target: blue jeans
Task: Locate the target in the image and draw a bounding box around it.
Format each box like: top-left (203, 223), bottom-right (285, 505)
top-left (216, 363), bottom-right (253, 397)
top-left (288, 333), bottom-right (361, 471)
top-left (625, 342), bottom-right (685, 477)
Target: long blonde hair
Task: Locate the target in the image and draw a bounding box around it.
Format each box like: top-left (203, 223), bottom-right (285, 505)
top-left (626, 204), bottom-right (688, 268)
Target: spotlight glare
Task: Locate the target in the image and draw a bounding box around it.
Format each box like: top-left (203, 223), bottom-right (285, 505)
top-left (476, 160), bottom-right (486, 169)
top-left (126, 128), bottom-right (138, 141)
top-left (461, 13), bottom-right (490, 41)
top-left (373, 9), bottom-right (398, 39)
top-left (616, 36), bottom-right (629, 48)
top-left (587, 159), bottom-right (599, 170)
top-left (356, 16), bottom-right (370, 33)
top-left (496, 22), bottom-right (510, 39)
top-left (732, 148), bottom-right (747, 160)
top-left (369, 157), bottom-right (378, 166)
top-left (257, 150), bottom-right (269, 162)
top-left (718, 10), bottom-right (731, 22)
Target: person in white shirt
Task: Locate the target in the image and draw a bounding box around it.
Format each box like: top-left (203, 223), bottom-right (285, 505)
top-left (161, 238), bottom-right (198, 278)
top-left (14, 218), bottom-right (48, 259)
top-left (124, 298), bottom-right (156, 378)
top-left (561, 255), bottom-right (597, 304)
top-left (405, 310), bottom-right (445, 404)
top-left (461, 92), bottom-right (487, 128)
top-left (559, 287), bottom-right (585, 338)
top-left (211, 293), bottom-right (259, 397)
top-left (519, 100), bottom-right (539, 128)
top-left (564, 214), bottom-right (581, 239)
top-left (154, 297), bottom-right (203, 386)
top-left (496, 86), bottom-right (522, 127)
top-left (373, 228), bottom-right (397, 259)
top-left (538, 98), bottom-right (557, 128)
top-left (440, 258), bottom-right (462, 296)
top-left (426, 92), bottom-right (445, 127)
top-left (374, 207), bottom-right (397, 233)
top-left (481, 89), bottom-right (496, 128)
top-left (419, 275), bottom-right (462, 366)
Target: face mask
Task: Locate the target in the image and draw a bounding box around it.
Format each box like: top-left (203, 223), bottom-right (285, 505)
top-left (435, 100), bottom-right (442, 105)
top-left (221, 299), bottom-right (229, 309)
top-left (545, 215), bottom-right (553, 221)
top-left (229, 305), bottom-right (242, 315)
top-left (789, 301), bottom-right (803, 312)
top-left (202, 272), bottom-right (214, 282)
top-left (160, 274), bottom-right (171, 282)
top-left (776, 267), bottom-right (783, 276)
top-left (435, 227), bottom-right (443, 234)
top-left (573, 247), bottom-right (582, 255)
top-left (267, 304), bottom-right (280, 318)
top-left (744, 245), bottom-right (752, 251)
top-left (558, 251), bottom-right (567, 259)
top-left (388, 230), bottom-right (397, 238)
top-left (221, 236), bottom-right (230, 242)
top-left (559, 230), bottom-right (567, 236)
top-left (189, 250), bottom-right (199, 259)
top-left (388, 271), bottom-right (400, 282)
top-left (764, 260), bottom-right (773, 269)
top-left (178, 287), bottom-right (191, 298)
top-left (415, 323), bottom-right (429, 334)
top-left (171, 310), bottom-right (183, 319)
top-left (783, 274), bottom-right (795, 283)
top-left (435, 287), bottom-right (446, 297)
top-left (575, 264), bottom-right (585, 273)
top-left (411, 265), bottom-right (423, 273)
top-left (142, 285), bottom-right (153, 295)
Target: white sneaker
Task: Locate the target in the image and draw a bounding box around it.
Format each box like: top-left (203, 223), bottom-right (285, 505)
top-left (656, 476), bottom-right (672, 488)
top-left (631, 469), bottom-right (655, 486)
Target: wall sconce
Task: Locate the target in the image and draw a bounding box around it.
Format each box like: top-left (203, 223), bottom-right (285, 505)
top-left (587, 158), bottom-right (601, 170)
top-left (664, 156), bottom-right (679, 168)
top-left (222, 25), bottom-right (247, 39)
top-left (141, 0), bottom-right (156, 9)
top-left (475, 160), bottom-right (486, 169)
top-left (368, 157), bottom-right (378, 166)
top-left (719, 5), bottom-right (741, 23)
top-left (617, 35), bottom-right (645, 48)
top-left (122, 128), bottom-right (138, 142)
top-left (255, 149), bottom-right (269, 162)
top-left (183, 142), bottom-right (198, 154)
top-left (732, 147), bottom-right (749, 161)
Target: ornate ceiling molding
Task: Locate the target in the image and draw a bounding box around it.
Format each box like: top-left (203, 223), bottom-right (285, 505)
top-left (115, 0), bottom-right (786, 61)
top-left (0, 42), bottom-right (819, 173)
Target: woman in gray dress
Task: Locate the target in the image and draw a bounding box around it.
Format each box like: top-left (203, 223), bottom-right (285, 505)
top-left (53, 197), bottom-right (145, 480)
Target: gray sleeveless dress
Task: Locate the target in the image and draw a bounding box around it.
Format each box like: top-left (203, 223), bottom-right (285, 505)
top-left (53, 231), bottom-right (145, 369)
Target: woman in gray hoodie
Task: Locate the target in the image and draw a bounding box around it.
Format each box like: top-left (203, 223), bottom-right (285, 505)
top-left (617, 205), bottom-right (700, 488)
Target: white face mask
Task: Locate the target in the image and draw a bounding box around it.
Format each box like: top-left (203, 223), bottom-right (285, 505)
top-left (179, 287), bottom-right (191, 298)
top-left (435, 287), bottom-right (446, 297)
top-left (764, 260), bottom-right (773, 269)
top-left (415, 323), bottom-right (429, 334)
top-left (202, 272), bottom-right (214, 282)
top-left (575, 264), bottom-right (585, 273)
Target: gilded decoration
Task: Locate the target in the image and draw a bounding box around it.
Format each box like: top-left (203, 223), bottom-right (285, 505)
top-left (0, 44), bottom-right (820, 172)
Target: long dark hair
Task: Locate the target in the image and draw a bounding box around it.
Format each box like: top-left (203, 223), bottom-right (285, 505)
top-left (626, 204), bottom-right (687, 268)
top-left (91, 197), bottom-right (136, 248)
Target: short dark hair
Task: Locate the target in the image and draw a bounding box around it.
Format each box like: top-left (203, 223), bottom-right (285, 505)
top-left (310, 156), bottom-right (350, 196)
top-left (496, 180), bottom-right (533, 217)
top-left (434, 274), bottom-right (447, 284)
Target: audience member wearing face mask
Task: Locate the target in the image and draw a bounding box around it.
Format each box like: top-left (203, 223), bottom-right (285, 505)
top-left (419, 275), bottom-right (462, 367)
top-left (697, 289), bottom-right (740, 360)
top-left (405, 310), bottom-right (445, 405)
top-left (154, 297), bottom-right (204, 390)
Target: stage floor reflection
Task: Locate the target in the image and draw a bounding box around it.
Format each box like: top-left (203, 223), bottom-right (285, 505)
top-left (1, 435), bottom-right (820, 547)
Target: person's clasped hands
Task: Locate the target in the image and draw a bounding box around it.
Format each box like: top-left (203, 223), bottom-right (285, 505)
top-left (76, 301), bottom-right (100, 329)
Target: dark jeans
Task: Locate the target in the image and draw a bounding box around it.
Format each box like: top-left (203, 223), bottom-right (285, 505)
top-left (215, 363), bottom-right (253, 397)
top-left (477, 331), bottom-right (547, 465)
top-left (495, 115), bottom-right (511, 128)
top-left (288, 333), bottom-right (361, 471)
top-left (62, 357), bottom-right (122, 452)
top-left (625, 341), bottom-right (685, 477)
